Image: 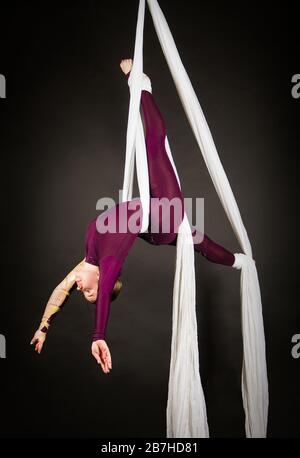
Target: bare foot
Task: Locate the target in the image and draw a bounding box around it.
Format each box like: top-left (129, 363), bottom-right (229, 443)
top-left (120, 58), bottom-right (133, 75)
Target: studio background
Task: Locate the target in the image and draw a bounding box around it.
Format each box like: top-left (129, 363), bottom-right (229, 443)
top-left (0, 1), bottom-right (299, 437)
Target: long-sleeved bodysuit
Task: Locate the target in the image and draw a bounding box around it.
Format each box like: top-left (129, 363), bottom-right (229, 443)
top-left (86, 71), bottom-right (235, 342)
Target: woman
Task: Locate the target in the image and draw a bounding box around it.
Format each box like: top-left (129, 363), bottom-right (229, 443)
top-left (30, 59), bottom-right (242, 374)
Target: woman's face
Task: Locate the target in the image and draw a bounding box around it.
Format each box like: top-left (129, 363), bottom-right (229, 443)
top-left (75, 263), bottom-right (99, 303)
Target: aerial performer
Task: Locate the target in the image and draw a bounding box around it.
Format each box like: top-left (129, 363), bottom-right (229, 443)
top-left (30, 0), bottom-right (269, 441)
top-left (30, 59), bottom-right (240, 370)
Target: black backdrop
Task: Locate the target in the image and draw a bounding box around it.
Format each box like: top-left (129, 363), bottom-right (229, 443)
top-left (0, 1), bottom-right (299, 438)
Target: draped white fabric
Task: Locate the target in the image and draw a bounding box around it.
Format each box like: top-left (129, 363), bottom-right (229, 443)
top-left (121, 0), bottom-right (150, 233)
top-left (121, 0), bottom-right (268, 438)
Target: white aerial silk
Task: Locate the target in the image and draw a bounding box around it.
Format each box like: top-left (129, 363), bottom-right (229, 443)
top-left (121, 0), bottom-right (268, 438)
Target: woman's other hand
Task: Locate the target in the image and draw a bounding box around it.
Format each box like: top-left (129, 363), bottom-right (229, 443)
top-left (30, 330), bottom-right (46, 354)
top-left (91, 340), bottom-right (112, 374)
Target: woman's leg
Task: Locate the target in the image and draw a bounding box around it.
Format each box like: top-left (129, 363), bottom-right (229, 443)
top-left (140, 89), bottom-right (183, 204)
top-left (142, 89), bottom-right (185, 244)
top-left (168, 227), bottom-right (235, 266)
top-left (125, 72), bottom-right (185, 244)
top-left (125, 72), bottom-right (235, 266)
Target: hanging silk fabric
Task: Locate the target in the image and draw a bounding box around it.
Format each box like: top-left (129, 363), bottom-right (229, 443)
top-left (121, 0), bottom-right (268, 438)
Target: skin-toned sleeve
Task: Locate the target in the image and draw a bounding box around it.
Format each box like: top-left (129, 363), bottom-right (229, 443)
top-left (92, 255), bottom-right (124, 342)
top-left (38, 259), bottom-right (86, 334)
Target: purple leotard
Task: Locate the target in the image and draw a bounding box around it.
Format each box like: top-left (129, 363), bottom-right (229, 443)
top-left (85, 72), bottom-right (235, 342)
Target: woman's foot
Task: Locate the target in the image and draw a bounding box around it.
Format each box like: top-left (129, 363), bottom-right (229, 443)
top-left (120, 58), bottom-right (133, 75)
top-left (121, 59), bottom-right (152, 93)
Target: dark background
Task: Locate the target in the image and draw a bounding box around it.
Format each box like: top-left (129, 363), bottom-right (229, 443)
top-left (0, 0), bottom-right (299, 438)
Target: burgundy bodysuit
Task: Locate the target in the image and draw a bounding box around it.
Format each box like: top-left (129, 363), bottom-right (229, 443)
top-left (85, 72), bottom-right (235, 342)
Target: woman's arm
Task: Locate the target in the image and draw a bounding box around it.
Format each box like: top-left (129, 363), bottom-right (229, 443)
top-left (92, 255), bottom-right (123, 342)
top-left (38, 259), bottom-right (85, 333)
top-left (90, 256), bottom-right (123, 375)
top-left (30, 259), bottom-right (85, 353)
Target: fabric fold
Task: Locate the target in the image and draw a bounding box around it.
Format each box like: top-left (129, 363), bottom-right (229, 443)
top-left (121, 0), bottom-right (268, 438)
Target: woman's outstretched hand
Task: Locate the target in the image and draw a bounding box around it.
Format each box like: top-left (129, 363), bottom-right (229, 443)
top-left (30, 330), bottom-right (46, 354)
top-left (91, 340), bottom-right (112, 374)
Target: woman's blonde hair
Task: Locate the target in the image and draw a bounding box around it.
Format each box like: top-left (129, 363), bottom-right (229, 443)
top-left (111, 277), bottom-right (122, 301)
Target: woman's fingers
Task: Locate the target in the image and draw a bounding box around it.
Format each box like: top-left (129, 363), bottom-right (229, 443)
top-left (105, 353), bottom-right (111, 369)
top-left (91, 341), bottom-right (112, 374)
top-left (93, 352), bottom-right (101, 365)
top-left (101, 349), bottom-right (111, 373)
top-left (107, 349), bottom-right (112, 368)
top-left (30, 331), bottom-right (46, 352)
top-left (104, 348), bottom-right (111, 371)
top-left (35, 341), bottom-right (42, 354)
top-left (31, 338), bottom-right (44, 354)
top-left (100, 355), bottom-right (108, 373)
top-left (104, 348), bottom-right (112, 369)
top-left (95, 353), bottom-right (105, 372)
top-left (95, 355), bottom-right (101, 364)
top-left (92, 349), bottom-right (107, 373)
top-left (101, 353), bottom-right (108, 372)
